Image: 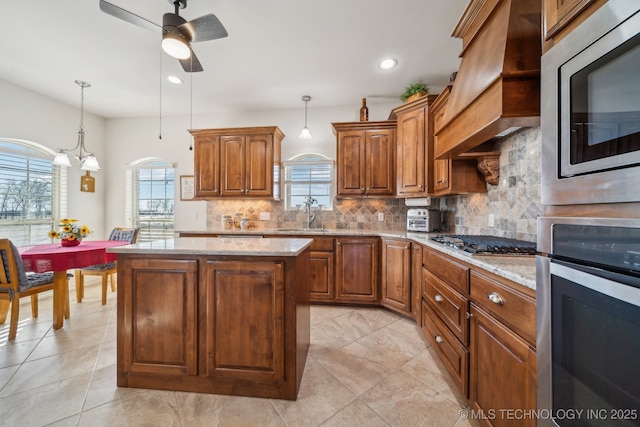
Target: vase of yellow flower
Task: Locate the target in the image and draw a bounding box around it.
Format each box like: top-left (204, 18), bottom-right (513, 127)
top-left (49, 219), bottom-right (92, 247)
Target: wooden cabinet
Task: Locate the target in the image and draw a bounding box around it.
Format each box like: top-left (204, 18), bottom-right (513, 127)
top-left (430, 85), bottom-right (486, 196)
top-left (469, 304), bottom-right (536, 427)
top-left (390, 96), bottom-right (436, 197)
top-left (333, 121), bottom-right (396, 197)
top-left (410, 242), bottom-right (423, 323)
top-left (335, 237), bottom-right (379, 304)
top-left (191, 126), bottom-right (283, 199)
top-left (421, 247), bottom-right (471, 397)
top-left (381, 237), bottom-right (411, 314)
top-left (118, 258), bottom-right (199, 377)
top-left (201, 260), bottom-right (286, 382)
top-left (307, 237), bottom-right (336, 303)
top-left (543, 0), bottom-right (607, 52)
top-left (193, 135), bottom-right (220, 197)
top-left (116, 249), bottom-right (310, 400)
top-left (420, 246), bottom-right (537, 421)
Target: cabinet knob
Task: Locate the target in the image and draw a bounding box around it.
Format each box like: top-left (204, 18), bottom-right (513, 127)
top-left (434, 294), bottom-right (444, 303)
top-left (435, 335), bottom-right (444, 344)
top-left (488, 292), bottom-right (504, 305)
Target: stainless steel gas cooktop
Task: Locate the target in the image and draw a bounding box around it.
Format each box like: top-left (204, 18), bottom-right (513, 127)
top-left (430, 235), bottom-right (537, 256)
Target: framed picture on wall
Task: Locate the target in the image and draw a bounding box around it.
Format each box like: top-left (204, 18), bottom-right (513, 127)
top-left (180, 175), bottom-right (195, 200)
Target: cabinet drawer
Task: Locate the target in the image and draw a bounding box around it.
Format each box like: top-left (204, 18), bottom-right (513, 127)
top-left (423, 267), bottom-right (469, 346)
top-left (422, 301), bottom-right (469, 398)
top-left (470, 270), bottom-right (536, 345)
top-left (308, 237), bottom-right (335, 251)
top-left (423, 249), bottom-right (469, 294)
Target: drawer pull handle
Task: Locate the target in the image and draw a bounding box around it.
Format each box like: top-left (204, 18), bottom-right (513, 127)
top-left (488, 292), bottom-right (504, 305)
top-left (434, 294), bottom-right (444, 303)
top-left (435, 335), bottom-right (444, 344)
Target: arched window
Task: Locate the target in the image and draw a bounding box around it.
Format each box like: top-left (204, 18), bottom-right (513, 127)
top-left (282, 154), bottom-right (334, 210)
top-left (125, 158), bottom-right (175, 242)
top-left (0, 139), bottom-right (66, 245)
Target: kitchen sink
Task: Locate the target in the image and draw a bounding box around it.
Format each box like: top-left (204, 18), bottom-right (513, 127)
top-left (276, 228), bottom-right (330, 233)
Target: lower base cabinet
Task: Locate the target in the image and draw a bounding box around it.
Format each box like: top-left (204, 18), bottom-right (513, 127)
top-left (420, 246), bottom-right (536, 426)
top-left (335, 237), bottom-right (379, 304)
top-left (381, 238), bottom-right (411, 314)
top-left (117, 251), bottom-right (310, 400)
top-left (469, 304), bottom-right (537, 427)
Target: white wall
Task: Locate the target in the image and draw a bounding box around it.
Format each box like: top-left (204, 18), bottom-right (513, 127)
top-left (1, 78), bottom-right (398, 235)
top-left (0, 79), bottom-right (108, 238)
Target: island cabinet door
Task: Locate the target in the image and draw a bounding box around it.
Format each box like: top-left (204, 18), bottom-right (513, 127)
top-left (201, 260), bottom-right (285, 384)
top-left (118, 258), bottom-right (199, 379)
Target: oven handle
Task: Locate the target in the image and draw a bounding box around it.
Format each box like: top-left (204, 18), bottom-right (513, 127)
top-left (550, 261), bottom-right (640, 306)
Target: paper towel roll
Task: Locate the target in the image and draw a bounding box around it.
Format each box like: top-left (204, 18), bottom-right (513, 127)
top-left (404, 197), bottom-right (433, 207)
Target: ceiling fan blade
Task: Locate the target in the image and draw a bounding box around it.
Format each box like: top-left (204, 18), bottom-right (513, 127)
top-left (179, 14), bottom-right (228, 42)
top-left (179, 48), bottom-right (204, 73)
top-left (99, 0), bottom-right (160, 33)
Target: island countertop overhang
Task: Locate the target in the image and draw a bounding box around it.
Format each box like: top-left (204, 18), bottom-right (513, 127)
top-left (106, 237), bottom-right (313, 257)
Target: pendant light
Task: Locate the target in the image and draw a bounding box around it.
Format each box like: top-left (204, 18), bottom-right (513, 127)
top-left (299, 95), bottom-right (312, 139)
top-left (52, 80), bottom-right (101, 171)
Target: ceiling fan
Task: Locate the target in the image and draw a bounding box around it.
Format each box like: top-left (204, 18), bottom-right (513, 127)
top-left (99, 0), bottom-right (228, 72)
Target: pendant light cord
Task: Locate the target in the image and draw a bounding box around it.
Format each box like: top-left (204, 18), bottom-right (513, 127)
top-left (189, 55), bottom-right (193, 150)
top-left (159, 47), bottom-right (163, 140)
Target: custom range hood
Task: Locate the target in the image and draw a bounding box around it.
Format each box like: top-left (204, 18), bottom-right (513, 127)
top-left (435, 0), bottom-right (541, 159)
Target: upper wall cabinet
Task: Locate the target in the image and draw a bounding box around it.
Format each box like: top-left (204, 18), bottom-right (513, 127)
top-left (542, 0), bottom-right (607, 53)
top-left (389, 95), bottom-right (437, 197)
top-left (430, 86), bottom-right (487, 196)
top-left (190, 126), bottom-right (283, 199)
top-left (435, 0), bottom-right (542, 159)
top-left (332, 121), bottom-right (396, 197)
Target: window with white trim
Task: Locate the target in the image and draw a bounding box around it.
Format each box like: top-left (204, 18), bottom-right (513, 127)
top-left (125, 159), bottom-right (175, 242)
top-left (0, 139), bottom-right (65, 246)
top-left (283, 154), bottom-right (334, 210)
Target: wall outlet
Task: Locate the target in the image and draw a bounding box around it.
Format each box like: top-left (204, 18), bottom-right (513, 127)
top-left (259, 212), bottom-right (271, 221)
top-left (488, 214), bottom-right (495, 227)
top-left (378, 212), bottom-right (384, 222)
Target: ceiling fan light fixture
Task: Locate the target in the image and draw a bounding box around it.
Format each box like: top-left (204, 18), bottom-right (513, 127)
top-left (162, 32), bottom-right (191, 59)
top-left (167, 75), bottom-right (183, 84)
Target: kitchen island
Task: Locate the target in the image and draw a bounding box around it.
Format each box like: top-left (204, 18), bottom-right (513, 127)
top-left (107, 237), bottom-right (312, 400)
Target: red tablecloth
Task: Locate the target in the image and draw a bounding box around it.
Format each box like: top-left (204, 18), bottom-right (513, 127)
top-left (20, 240), bottom-right (129, 273)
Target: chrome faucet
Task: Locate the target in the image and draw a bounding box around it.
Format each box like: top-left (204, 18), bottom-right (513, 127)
top-left (303, 196), bottom-right (318, 228)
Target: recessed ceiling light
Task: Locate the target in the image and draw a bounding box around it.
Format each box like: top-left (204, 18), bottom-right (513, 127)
top-left (378, 58), bottom-right (398, 70)
top-left (167, 75), bottom-right (183, 84)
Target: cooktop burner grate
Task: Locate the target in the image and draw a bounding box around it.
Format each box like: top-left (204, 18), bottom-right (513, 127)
top-left (430, 235), bottom-right (537, 255)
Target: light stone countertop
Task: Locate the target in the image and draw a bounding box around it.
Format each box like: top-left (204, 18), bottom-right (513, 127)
top-left (177, 228), bottom-right (537, 290)
top-left (106, 236), bottom-right (313, 257)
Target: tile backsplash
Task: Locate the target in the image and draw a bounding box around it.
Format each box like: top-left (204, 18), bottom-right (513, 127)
top-left (206, 127), bottom-right (541, 242)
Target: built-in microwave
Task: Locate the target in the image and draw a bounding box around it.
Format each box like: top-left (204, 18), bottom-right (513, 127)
top-left (541, 0), bottom-right (640, 205)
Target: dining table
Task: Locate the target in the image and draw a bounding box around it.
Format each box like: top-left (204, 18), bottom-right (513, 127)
top-left (20, 240), bottom-right (130, 329)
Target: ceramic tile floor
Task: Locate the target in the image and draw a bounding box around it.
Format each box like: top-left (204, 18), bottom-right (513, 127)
top-left (0, 277), bottom-right (481, 427)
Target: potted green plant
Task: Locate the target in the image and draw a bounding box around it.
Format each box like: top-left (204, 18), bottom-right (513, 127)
top-left (400, 80), bottom-right (429, 103)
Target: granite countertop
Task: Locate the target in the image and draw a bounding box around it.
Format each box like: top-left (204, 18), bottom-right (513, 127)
top-left (106, 237), bottom-right (313, 257)
top-left (177, 228), bottom-right (537, 290)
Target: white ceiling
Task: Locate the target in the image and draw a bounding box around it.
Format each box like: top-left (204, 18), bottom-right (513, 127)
top-left (0, 0), bottom-right (468, 119)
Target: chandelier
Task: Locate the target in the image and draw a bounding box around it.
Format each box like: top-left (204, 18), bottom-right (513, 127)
top-left (52, 80), bottom-right (101, 171)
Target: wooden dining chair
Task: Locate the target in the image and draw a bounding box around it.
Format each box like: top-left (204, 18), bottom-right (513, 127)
top-left (75, 227), bottom-right (139, 305)
top-left (0, 238), bottom-right (70, 340)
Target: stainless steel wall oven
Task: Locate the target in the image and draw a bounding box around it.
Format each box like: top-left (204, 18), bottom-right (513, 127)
top-left (540, 2), bottom-right (640, 425)
top-left (537, 217), bottom-right (640, 427)
top-left (541, 0), bottom-right (640, 205)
